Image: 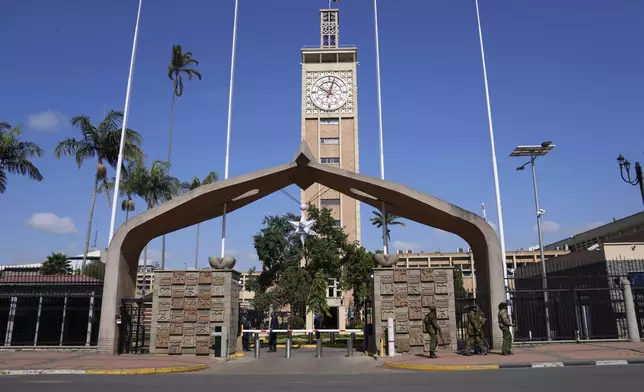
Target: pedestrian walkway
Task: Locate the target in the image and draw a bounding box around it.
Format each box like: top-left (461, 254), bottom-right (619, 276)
top-left (383, 342), bottom-right (644, 371)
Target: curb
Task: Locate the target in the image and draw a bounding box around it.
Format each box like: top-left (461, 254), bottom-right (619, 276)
top-left (383, 358), bottom-right (644, 372)
top-left (0, 364), bottom-right (208, 376)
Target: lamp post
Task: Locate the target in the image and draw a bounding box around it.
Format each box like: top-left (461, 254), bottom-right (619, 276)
top-left (617, 154), bottom-right (644, 206)
top-left (510, 141), bottom-right (555, 341)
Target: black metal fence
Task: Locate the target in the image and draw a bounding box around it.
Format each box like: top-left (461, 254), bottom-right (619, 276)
top-left (0, 262), bottom-right (104, 347)
top-left (118, 298), bottom-right (150, 354)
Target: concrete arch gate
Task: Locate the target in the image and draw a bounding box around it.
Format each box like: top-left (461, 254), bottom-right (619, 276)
top-left (98, 142), bottom-right (505, 353)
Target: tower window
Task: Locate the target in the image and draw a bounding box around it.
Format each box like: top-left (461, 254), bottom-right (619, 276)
top-left (333, 219), bottom-right (341, 227)
top-left (321, 198), bottom-right (340, 206)
top-left (321, 157), bottom-right (340, 164)
top-left (320, 137), bottom-right (339, 145)
top-left (320, 118), bottom-right (339, 125)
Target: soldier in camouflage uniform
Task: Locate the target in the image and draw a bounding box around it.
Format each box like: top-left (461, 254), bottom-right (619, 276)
top-left (423, 304), bottom-right (441, 358)
top-left (498, 302), bottom-right (514, 355)
top-left (464, 304), bottom-right (485, 355)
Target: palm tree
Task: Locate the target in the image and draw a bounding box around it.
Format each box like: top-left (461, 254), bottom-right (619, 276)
top-left (370, 210), bottom-right (406, 247)
top-left (182, 171), bottom-right (218, 269)
top-left (0, 122), bottom-right (44, 193)
top-left (162, 44), bottom-right (202, 269)
top-left (54, 111), bottom-right (144, 269)
top-left (41, 252), bottom-right (72, 275)
top-left (100, 160), bottom-right (141, 222)
top-left (131, 160), bottom-right (180, 294)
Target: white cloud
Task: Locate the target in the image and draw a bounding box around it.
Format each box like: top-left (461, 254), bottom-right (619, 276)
top-left (392, 240), bottom-right (421, 252)
top-left (26, 212), bottom-right (78, 234)
top-left (27, 110), bottom-right (66, 132)
top-left (534, 220), bottom-right (560, 233)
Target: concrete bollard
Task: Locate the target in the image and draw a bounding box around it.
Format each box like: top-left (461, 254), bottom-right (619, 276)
top-left (254, 333), bottom-right (261, 359)
top-left (316, 337), bottom-right (323, 358)
top-left (347, 332), bottom-right (354, 357)
top-left (285, 332), bottom-right (292, 359)
top-left (387, 318), bottom-right (395, 357)
top-left (621, 278), bottom-right (641, 342)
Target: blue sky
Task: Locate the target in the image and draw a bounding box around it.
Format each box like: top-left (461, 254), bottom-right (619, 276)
top-left (1, 0), bottom-right (643, 270)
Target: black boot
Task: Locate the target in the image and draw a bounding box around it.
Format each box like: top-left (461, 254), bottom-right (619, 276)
top-left (429, 351), bottom-right (438, 359)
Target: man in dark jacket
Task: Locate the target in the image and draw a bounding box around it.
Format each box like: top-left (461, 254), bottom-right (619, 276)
top-left (268, 313), bottom-right (278, 352)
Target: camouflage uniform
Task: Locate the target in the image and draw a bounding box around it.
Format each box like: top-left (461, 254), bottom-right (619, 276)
top-left (498, 302), bottom-right (513, 355)
top-left (464, 305), bottom-right (485, 355)
top-left (423, 305), bottom-right (441, 358)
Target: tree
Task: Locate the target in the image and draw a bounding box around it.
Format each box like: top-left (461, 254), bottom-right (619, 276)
top-left (100, 160), bottom-right (141, 222)
top-left (370, 210), bottom-right (406, 245)
top-left (182, 171), bottom-right (218, 269)
top-left (0, 122), bottom-right (44, 193)
top-left (308, 271), bottom-right (331, 317)
top-left (162, 44), bottom-right (202, 269)
top-left (41, 252), bottom-right (72, 275)
top-left (130, 160), bottom-right (180, 278)
top-left (340, 243), bottom-right (376, 317)
top-left (81, 260), bottom-right (106, 280)
top-left (54, 111), bottom-right (143, 269)
top-left (453, 266), bottom-right (468, 299)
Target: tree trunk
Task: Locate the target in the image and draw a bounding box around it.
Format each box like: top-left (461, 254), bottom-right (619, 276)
top-left (81, 174), bottom-right (100, 270)
top-left (194, 223), bottom-right (201, 270)
top-left (161, 91), bottom-right (177, 270)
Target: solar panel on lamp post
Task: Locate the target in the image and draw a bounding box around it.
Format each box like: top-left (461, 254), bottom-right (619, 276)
top-left (510, 141), bottom-right (555, 341)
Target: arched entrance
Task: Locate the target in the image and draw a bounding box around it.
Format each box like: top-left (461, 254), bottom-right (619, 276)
top-left (97, 142), bottom-right (505, 353)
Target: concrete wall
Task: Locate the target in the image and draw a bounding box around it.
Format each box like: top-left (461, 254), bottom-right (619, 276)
top-left (149, 270), bottom-right (240, 356)
top-left (373, 267), bottom-right (457, 354)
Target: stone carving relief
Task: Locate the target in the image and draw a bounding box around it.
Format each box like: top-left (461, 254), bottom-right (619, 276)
top-left (169, 336), bottom-right (182, 355)
top-left (435, 282), bottom-right (448, 295)
top-left (394, 292), bottom-right (408, 308)
top-left (184, 309), bottom-right (197, 322)
top-left (157, 310), bottom-right (170, 322)
top-left (159, 285), bottom-right (171, 297)
top-left (171, 271), bottom-right (186, 285)
top-left (170, 322), bottom-right (183, 335)
top-left (393, 269), bottom-right (407, 283)
top-left (157, 325), bottom-right (170, 335)
top-left (198, 271), bottom-right (212, 284)
top-left (381, 300), bottom-right (394, 309)
top-left (409, 327), bottom-right (424, 346)
top-left (184, 298), bottom-right (198, 311)
top-left (434, 271), bottom-right (448, 283)
top-left (381, 308), bottom-right (395, 321)
top-left (156, 333), bottom-right (169, 348)
top-left (395, 335), bottom-right (410, 353)
top-left (437, 308), bottom-right (449, 319)
top-left (408, 270), bottom-right (421, 284)
top-left (212, 276), bottom-right (225, 286)
top-left (380, 274), bottom-right (394, 284)
top-left (182, 335), bottom-right (196, 348)
top-left (420, 269), bottom-right (435, 282)
top-left (172, 288), bottom-right (185, 298)
top-left (196, 336), bottom-right (210, 355)
top-left (435, 298), bottom-right (449, 308)
top-left (210, 309), bottom-right (224, 323)
top-left (395, 319), bottom-right (409, 334)
top-left (198, 310), bottom-right (210, 322)
top-left (421, 295), bottom-right (435, 308)
top-left (171, 297), bottom-right (185, 309)
top-left (186, 272), bottom-right (198, 286)
top-left (158, 298), bottom-right (171, 310)
top-left (185, 285), bottom-right (198, 297)
top-left (159, 276), bottom-right (172, 286)
top-left (212, 285), bottom-right (225, 297)
top-left (408, 298), bottom-right (423, 320)
top-left (407, 283), bottom-right (421, 295)
top-left (196, 322), bottom-right (210, 335)
top-left (380, 282), bottom-right (393, 295)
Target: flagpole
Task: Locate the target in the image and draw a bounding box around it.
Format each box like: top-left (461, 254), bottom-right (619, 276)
top-left (220, 0), bottom-right (239, 258)
top-left (474, 0), bottom-right (510, 306)
top-left (108, 0), bottom-right (143, 245)
top-left (373, 0), bottom-right (388, 254)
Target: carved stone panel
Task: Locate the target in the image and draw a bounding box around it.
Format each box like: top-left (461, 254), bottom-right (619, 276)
top-left (381, 300), bottom-right (394, 309)
top-left (182, 335), bottom-right (196, 348)
top-left (169, 336), bottom-right (182, 355)
top-left (198, 296), bottom-right (211, 310)
top-left (381, 308), bottom-right (395, 321)
top-left (434, 270), bottom-right (448, 283)
top-left (170, 322), bottom-right (183, 335)
top-left (394, 292), bottom-right (408, 308)
top-left (407, 283), bottom-right (421, 295)
top-left (395, 335), bottom-right (410, 353)
top-left (435, 298), bottom-right (449, 308)
top-left (440, 327), bottom-right (452, 344)
top-left (395, 319), bottom-right (409, 334)
top-left (198, 310), bottom-right (210, 322)
top-left (393, 269), bottom-right (407, 283)
top-left (185, 285), bottom-right (198, 297)
top-left (437, 308), bottom-right (449, 320)
top-left (184, 309), bottom-right (198, 322)
top-left (212, 276), bottom-right (225, 286)
top-left (159, 276), bottom-right (172, 286)
top-left (171, 297), bottom-right (185, 309)
top-left (157, 309), bottom-right (170, 322)
top-left (211, 285), bottom-right (225, 297)
top-left (184, 298), bottom-right (198, 311)
top-left (171, 310), bottom-right (183, 323)
top-left (421, 283), bottom-right (435, 296)
top-left (158, 298), bottom-right (171, 310)
top-left (155, 333), bottom-right (169, 348)
top-left (172, 288), bottom-right (185, 298)
top-left (159, 285), bottom-right (171, 297)
top-left (196, 336), bottom-right (210, 355)
top-left (435, 282), bottom-right (448, 294)
top-left (157, 325), bottom-right (170, 335)
top-left (198, 271), bottom-right (212, 284)
top-left (421, 269), bottom-right (435, 282)
top-left (421, 295), bottom-right (435, 308)
top-left (171, 271), bottom-right (186, 285)
top-left (380, 283), bottom-right (394, 295)
top-left (186, 272), bottom-right (199, 286)
top-left (210, 309), bottom-right (224, 323)
top-left (196, 322), bottom-right (210, 335)
top-left (408, 298), bottom-right (423, 320)
top-left (409, 327), bottom-right (424, 346)
top-left (380, 273), bottom-right (394, 284)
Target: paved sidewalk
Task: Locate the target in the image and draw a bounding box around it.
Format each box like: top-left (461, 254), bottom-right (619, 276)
top-left (0, 352), bottom-right (218, 374)
top-left (383, 342), bottom-right (644, 371)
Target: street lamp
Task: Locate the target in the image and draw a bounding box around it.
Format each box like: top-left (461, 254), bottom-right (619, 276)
top-left (616, 154), bottom-right (644, 206)
top-left (510, 141), bottom-right (555, 341)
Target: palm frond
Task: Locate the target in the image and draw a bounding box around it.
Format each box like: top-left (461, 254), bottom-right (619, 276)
top-left (54, 137), bottom-right (88, 166)
top-left (70, 115), bottom-right (96, 139)
top-left (0, 122), bottom-right (11, 131)
top-left (3, 159), bottom-right (44, 181)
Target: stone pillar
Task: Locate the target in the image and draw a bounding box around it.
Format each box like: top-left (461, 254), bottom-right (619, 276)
top-left (621, 278), bottom-right (641, 342)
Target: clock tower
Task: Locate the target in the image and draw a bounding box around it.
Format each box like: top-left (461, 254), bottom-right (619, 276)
top-left (301, 8), bottom-right (360, 247)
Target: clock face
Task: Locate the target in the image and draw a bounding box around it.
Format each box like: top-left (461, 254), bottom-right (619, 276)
top-left (310, 75), bottom-right (350, 111)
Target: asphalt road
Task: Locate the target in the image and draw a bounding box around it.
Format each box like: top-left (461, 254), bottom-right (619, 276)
top-left (1, 366), bottom-right (643, 391)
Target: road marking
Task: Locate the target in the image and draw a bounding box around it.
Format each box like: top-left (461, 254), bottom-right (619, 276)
top-left (595, 360), bottom-right (628, 366)
top-left (531, 362), bottom-right (564, 368)
top-left (25, 381), bottom-right (72, 384)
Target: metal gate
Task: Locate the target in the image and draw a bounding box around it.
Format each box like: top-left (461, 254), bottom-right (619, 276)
top-left (118, 298), bottom-right (150, 354)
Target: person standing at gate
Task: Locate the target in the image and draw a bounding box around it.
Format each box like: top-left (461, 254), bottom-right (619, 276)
top-left (241, 315), bottom-right (251, 352)
top-left (498, 302), bottom-right (514, 355)
top-left (464, 304), bottom-right (485, 355)
top-left (423, 304), bottom-right (441, 358)
top-left (268, 312), bottom-right (278, 352)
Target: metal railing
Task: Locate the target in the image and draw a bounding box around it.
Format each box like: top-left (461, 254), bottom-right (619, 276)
top-left (243, 329), bottom-right (363, 359)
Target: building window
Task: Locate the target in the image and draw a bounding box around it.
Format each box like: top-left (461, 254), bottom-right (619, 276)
top-left (320, 137), bottom-right (339, 145)
top-left (333, 219), bottom-right (341, 227)
top-left (321, 157), bottom-right (340, 164)
top-left (321, 198), bottom-right (340, 206)
top-left (462, 271), bottom-right (473, 278)
top-left (320, 118), bottom-right (339, 125)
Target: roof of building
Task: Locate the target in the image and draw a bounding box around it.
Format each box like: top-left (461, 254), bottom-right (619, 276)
top-left (0, 274), bottom-right (103, 284)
